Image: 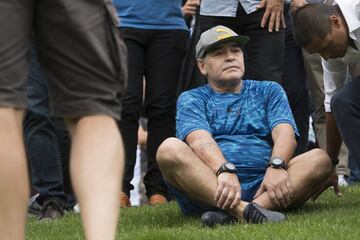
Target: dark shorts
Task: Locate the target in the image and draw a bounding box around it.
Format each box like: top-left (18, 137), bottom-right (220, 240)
top-left (167, 179), bottom-right (262, 216)
top-left (0, 0), bottom-right (127, 119)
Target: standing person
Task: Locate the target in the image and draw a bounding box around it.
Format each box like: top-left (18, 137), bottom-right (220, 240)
top-left (24, 46), bottom-right (73, 220)
top-left (157, 26), bottom-right (332, 227)
top-left (0, 1), bottom-right (127, 239)
top-left (282, 2), bottom-right (309, 155)
top-left (293, 1), bottom-right (360, 194)
top-left (114, 0), bottom-right (189, 207)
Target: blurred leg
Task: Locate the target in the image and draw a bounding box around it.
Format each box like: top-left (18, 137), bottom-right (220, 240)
top-left (35, 0), bottom-right (127, 238)
top-left (0, 0), bottom-right (33, 238)
top-left (0, 109), bottom-right (29, 240)
top-left (67, 116), bottom-right (124, 240)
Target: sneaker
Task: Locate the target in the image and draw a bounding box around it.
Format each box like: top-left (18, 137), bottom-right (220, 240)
top-left (73, 203), bottom-right (80, 213)
top-left (28, 194), bottom-right (42, 217)
top-left (243, 203), bottom-right (286, 224)
top-left (201, 210), bottom-right (238, 227)
top-left (39, 199), bottom-right (65, 221)
top-left (148, 194), bottom-right (167, 206)
top-left (120, 192), bottom-right (131, 208)
top-left (338, 175), bottom-right (349, 187)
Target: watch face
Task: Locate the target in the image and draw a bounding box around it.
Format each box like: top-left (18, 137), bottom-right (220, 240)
top-left (225, 163), bottom-right (236, 171)
top-left (272, 158), bottom-right (283, 166)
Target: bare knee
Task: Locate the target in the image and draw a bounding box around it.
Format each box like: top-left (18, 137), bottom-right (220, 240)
top-left (307, 148), bottom-right (333, 177)
top-left (156, 137), bottom-right (188, 169)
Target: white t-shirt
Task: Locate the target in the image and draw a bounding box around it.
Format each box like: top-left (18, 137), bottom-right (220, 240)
top-left (323, 0), bottom-right (360, 112)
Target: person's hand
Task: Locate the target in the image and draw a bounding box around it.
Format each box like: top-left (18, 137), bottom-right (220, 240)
top-left (214, 172), bottom-right (241, 210)
top-left (254, 167), bottom-right (293, 208)
top-left (137, 126), bottom-right (147, 149)
top-left (311, 167), bottom-right (341, 201)
top-left (290, 0), bottom-right (307, 16)
top-left (182, 0), bottom-right (200, 18)
top-left (256, 0), bottom-right (286, 32)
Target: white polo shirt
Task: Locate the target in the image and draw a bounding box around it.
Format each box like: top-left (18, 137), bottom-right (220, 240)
top-left (322, 0), bottom-right (360, 112)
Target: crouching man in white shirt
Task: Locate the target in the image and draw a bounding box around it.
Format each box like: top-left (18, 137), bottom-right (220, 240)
top-left (292, 1), bottom-right (360, 194)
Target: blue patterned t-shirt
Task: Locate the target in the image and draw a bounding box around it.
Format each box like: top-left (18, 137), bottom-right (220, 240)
top-left (176, 80), bottom-right (298, 191)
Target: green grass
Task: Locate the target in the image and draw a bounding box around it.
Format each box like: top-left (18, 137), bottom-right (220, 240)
top-left (27, 185), bottom-right (360, 240)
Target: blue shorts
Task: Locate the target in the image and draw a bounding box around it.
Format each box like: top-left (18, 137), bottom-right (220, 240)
top-left (167, 179), bottom-right (262, 216)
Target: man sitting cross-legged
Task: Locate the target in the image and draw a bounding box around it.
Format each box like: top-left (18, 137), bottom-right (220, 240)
top-left (156, 25), bottom-right (333, 227)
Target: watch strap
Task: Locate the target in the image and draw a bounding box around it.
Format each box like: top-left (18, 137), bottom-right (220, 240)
top-left (216, 162), bottom-right (237, 176)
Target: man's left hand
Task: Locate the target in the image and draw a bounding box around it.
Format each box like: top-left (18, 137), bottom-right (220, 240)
top-left (254, 167), bottom-right (293, 208)
top-left (256, 0), bottom-right (286, 32)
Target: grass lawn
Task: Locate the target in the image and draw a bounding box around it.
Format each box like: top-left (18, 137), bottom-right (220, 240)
top-left (27, 184), bottom-right (360, 240)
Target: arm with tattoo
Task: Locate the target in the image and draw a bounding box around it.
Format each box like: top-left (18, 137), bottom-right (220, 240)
top-left (186, 130), bottom-right (227, 173)
top-left (186, 129), bottom-right (242, 209)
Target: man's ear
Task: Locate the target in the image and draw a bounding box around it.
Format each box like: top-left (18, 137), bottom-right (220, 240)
top-left (329, 15), bottom-right (342, 29)
top-left (197, 59), bottom-right (207, 76)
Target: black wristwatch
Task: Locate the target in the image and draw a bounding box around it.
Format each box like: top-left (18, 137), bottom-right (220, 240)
top-left (267, 157), bottom-right (287, 170)
top-left (216, 162), bottom-right (237, 176)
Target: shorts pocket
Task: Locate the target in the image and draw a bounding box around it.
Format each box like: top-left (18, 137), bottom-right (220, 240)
top-left (103, 0), bottom-right (128, 95)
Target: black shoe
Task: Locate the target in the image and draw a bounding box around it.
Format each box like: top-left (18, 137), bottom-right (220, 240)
top-left (38, 199), bottom-right (65, 221)
top-left (201, 210), bottom-right (238, 227)
top-left (243, 203), bottom-right (285, 224)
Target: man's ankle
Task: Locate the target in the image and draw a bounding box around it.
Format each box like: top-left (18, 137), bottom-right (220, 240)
top-left (228, 201), bottom-right (248, 220)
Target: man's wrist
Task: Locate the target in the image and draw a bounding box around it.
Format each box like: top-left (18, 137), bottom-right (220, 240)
top-left (267, 157), bottom-right (287, 170)
top-left (216, 162), bottom-right (237, 176)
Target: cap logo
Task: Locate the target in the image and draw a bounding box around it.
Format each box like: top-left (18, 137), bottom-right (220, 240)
top-left (215, 28), bottom-right (233, 40)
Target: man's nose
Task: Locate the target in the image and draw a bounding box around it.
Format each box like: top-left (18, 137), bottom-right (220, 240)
top-left (225, 51), bottom-right (236, 60)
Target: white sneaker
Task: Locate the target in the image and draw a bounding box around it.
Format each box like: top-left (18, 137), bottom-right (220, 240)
top-left (73, 203), bottom-right (80, 213)
top-left (338, 175), bottom-right (349, 187)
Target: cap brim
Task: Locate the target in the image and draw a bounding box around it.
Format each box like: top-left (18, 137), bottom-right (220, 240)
top-left (203, 35), bottom-right (250, 57)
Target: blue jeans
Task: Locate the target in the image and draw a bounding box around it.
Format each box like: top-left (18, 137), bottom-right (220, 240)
top-left (23, 47), bottom-right (73, 207)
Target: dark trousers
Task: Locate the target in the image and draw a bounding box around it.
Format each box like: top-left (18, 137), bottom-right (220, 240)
top-left (282, 5), bottom-right (309, 155)
top-left (199, 4), bottom-right (285, 83)
top-left (118, 28), bottom-right (188, 198)
top-left (23, 47), bottom-right (73, 207)
top-left (331, 77), bottom-right (360, 171)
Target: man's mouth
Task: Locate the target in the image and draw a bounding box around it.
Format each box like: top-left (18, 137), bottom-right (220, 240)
top-left (223, 66), bottom-right (239, 71)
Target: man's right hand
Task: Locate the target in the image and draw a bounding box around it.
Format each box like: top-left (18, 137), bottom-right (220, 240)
top-left (290, 0), bottom-right (307, 16)
top-left (214, 173), bottom-right (241, 210)
top-left (182, 0), bottom-right (200, 18)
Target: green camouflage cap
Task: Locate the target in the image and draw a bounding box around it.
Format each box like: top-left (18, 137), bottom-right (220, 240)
top-left (196, 25), bottom-right (250, 59)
